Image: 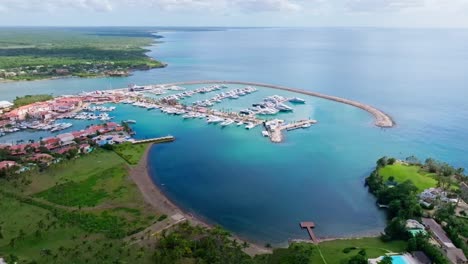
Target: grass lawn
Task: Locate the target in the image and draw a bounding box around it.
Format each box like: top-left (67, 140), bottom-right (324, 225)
top-left (262, 238), bottom-right (407, 264)
top-left (316, 237), bottom-right (407, 264)
top-left (112, 142), bottom-right (148, 165)
top-left (0, 144), bottom-right (162, 262)
top-left (379, 164), bottom-right (438, 192)
top-left (9, 149), bottom-right (125, 195)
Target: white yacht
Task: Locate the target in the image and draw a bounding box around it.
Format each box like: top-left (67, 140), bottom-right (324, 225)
top-left (289, 97), bottom-right (306, 104)
top-left (220, 119), bottom-right (234, 127)
top-left (245, 123), bottom-right (257, 130)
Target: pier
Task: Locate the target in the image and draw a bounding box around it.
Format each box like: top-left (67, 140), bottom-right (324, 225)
top-left (156, 80), bottom-right (395, 128)
top-left (132, 136), bottom-right (175, 145)
top-left (267, 120), bottom-right (318, 143)
top-left (300, 222), bottom-right (320, 244)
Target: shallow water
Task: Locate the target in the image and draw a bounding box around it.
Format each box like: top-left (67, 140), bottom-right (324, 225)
top-left (1, 28), bottom-right (468, 244)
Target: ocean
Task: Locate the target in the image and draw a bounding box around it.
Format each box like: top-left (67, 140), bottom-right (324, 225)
top-left (1, 27), bottom-right (467, 245)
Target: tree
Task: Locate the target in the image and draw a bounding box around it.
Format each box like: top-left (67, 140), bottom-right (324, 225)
top-left (379, 256), bottom-right (392, 264)
top-left (383, 218), bottom-right (408, 240)
top-left (388, 158), bottom-right (396, 165)
top-left (348, 253), bottom-right (367, 264)
top-left (405, 155), bottom-right (420, 165)
top-left (377, 157), bottom-right (388, 168)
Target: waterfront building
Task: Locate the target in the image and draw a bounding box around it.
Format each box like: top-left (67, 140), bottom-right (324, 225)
top-left (422, 218), bottom-right (467, 264)
top-left (0, 160), bottom-right (18, 170)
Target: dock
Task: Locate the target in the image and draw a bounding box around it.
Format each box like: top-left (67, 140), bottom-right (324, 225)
top-left (300, 222), bottom-right (320, 244)
top-left (132, 136), bottom-right (175, 145)
top-left (268, 120), bottom-right (318, 143)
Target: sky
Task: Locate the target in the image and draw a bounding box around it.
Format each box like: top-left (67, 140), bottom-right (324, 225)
top-left (0, 0), bottom-right (467, 28)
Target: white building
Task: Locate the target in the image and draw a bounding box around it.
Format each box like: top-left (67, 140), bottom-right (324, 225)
top-left (0, 101), bottom-right (13, 109)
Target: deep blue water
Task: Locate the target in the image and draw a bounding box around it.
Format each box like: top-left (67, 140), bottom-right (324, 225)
top-left (1, 28), bottom-right (468, 245)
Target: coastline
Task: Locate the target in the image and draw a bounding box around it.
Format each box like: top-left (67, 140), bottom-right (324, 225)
top-left (0, 65), bottom-right (167, 84)
top-left (128, 143), bottom-right (272, 256)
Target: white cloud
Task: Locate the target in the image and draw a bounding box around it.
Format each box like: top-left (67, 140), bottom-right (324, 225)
top-left (230, 0), bottom-right (302, 12)
top-left (345, 0), bottom-right (425, 12)
top-left (0, 0), bottom-right (112, 12)
top-left (0, 0), bottom-right (301, 13)
top-left (345, 0), bottom-right (468, 13)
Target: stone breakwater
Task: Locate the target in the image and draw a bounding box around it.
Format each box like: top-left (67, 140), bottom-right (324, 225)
top-left (160, 80), bottom-right (395, 128)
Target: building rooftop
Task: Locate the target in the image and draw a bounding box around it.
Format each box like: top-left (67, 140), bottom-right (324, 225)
top-left (0, 100), bottom-right (13, 109)
top-left (422, 218), bottom-right (455, 248)
top-left (412, 251), bottom-right (431, 264)
top-left (446, 248), bottom-right (467, 264)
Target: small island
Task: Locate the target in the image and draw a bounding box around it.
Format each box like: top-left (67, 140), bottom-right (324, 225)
top-left (0, 28), bottom-right (165, 82)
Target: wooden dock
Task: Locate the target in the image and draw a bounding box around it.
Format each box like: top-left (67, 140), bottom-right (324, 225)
top-left (132, 136), bottom-right (175, 145)
top-left (300, 222), bottom-right (320, 244)
top-left (268, 120), bottom-right (318, 143)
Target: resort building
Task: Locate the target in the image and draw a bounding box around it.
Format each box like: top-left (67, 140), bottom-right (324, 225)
top-left (411, 251), bottom-right (431, 264)
top-left (420, 188), bottom-right (457, 206)
top-left (0, 160), bottom-right (18, 170)
top-left (460, 182), bottom-right (468, 203)
top-left (422, 218), bottom-right (467, 264)
top-left (0, 100), bottom-right (13, 110)
top-left (405, 219), bottom-right (427, 237)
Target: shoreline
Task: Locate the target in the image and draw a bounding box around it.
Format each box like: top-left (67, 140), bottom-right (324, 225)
top-left (128, 143), bottom-right (272, 256)
top-left (0, 65), bottom-right (167, 84)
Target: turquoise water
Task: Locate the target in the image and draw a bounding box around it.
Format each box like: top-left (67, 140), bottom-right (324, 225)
top-left (1, 28), bottom-right (468, 245)
top-left (391, 255), bottom-right (408, 264)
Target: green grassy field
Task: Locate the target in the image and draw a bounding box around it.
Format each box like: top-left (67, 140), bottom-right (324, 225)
top-left (262, 238), bottom-right (407, 264)
top-left (0, 144), bottom-right (163, 263)
top-left (379, 164), bottom-right (438, 192)
top-left (112, 142), bottom-right (148, 165)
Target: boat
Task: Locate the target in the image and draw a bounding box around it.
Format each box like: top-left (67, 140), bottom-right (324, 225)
top-left (220, 119), bottom-right (234, 127)
top-left (262, 131), bottom-right (270, 137)
top-left (289, 97), bottom-right (306, 104)
top-left (124, 120), bottom-right (137, 124)
top-left (245, 123), bottom-right (257, 130)
top-left (236, 121), bottom-right (243, 126)
top-left (207, 116), bottom-right (223, 124)
top-left (276, 103), bottom-right (294, 112)
top-left (302, 123), bottom-right (312, 128)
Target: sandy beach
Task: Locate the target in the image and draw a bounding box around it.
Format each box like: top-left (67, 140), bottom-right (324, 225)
top-left (128, 143), bottom-right (272, 256)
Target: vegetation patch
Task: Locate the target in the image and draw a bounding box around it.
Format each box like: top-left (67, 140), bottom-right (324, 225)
top-left (379, 164), bottom-right (438, 192)
top-left (0, 28), bottom-right (165, 81)
top-left (256, 238), bottom-right (407, 264)
top-left (13, 94), bottom-right (53, 108)
top-left (35, 166), bottom-right (127, 207)
top-left (112, 142), bottom-right (148, 165)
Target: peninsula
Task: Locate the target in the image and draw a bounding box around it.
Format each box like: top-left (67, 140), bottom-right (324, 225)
top-left (0, 28), bottom-right (165, 82)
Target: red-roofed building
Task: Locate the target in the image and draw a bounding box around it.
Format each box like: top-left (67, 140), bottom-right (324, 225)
top-left (79, 144), bottom-right (92, 154)
top-left (55, 146), bottom-right (77, 155)
top-left (51, 103), bottom-right (75, 113)
top-left (0, 160), bottom-right (17, 170)
top-left (29, 153), bottom-right (54, 164)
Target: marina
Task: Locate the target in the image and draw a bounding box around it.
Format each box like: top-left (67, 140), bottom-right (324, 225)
top-left (0, 80), bottom-right (394, 144)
